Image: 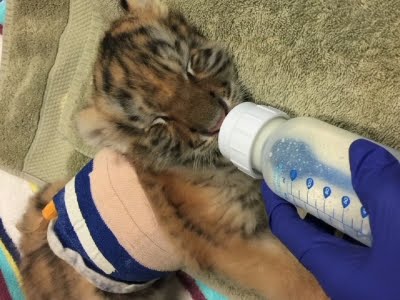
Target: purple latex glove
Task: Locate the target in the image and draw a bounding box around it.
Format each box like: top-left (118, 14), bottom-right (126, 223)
top-left (262, 139), bottom-right (400, 300)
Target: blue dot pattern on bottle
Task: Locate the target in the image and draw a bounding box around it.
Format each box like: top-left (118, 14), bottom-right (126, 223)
top-left (306, 178), bottom-right (314, 189)
top-left (290, 170), bottom-right (297, 181)
top-left (270, 139), bottom-right (372, 246)
top-left (361, 206), bottom-right (369, 218)
top-left (323, 187), bottom-right (331, 198)
top-left (270, 139), bottom-right (353, 191)
top-left (342, 196), bottom-right (351, 208)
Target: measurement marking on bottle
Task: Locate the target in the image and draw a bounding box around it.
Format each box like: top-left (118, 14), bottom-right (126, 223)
top-left (281, 170), bottom-right (371, 245)
top-left (286, 181), bottom-right (295, 205)
top-left (316, 209), bottom-right (321, 220)
top-left (298, 190), bottom-right (301, 208)
top-left (290, 170), bottom-right (297, 202)
top-left (290, 182), bottom-right (293, 201)
top-left (306, 177), bottom-right (313, 205)
top-left (360, 219), bottom-right (364, 234)
top-left (341, 196), bottom-right (350, 224)
top-left (323, 186), bottom-right (331, 213)
top-left (286, 188), bottom-right (369, 234)
top-left (361, 206), bottom-right (369, 218)
top-left (306, 178), bottom-right (314, 189)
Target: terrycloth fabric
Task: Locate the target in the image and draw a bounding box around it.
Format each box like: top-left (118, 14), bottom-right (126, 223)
top-left (0, 0), bottom-right (73, 184)
top-left (48, 149), bottom-right (180, 293)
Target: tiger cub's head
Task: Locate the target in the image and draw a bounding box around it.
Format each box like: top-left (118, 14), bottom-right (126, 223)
top-left (78, 0), bottom-right (247, 169)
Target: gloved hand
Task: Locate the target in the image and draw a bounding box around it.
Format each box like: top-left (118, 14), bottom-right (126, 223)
top-left (262, 139), bottom-right (400, 300)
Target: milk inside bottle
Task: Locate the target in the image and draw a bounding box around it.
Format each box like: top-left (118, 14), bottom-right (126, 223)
top-left (218, 102), bottom-right (400, 246)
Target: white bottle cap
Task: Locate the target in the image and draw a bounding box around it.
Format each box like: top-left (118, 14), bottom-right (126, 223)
top-left (218, 102), bottom-right (289, 178)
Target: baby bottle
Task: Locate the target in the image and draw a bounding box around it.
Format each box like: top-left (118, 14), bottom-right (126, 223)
top-left (218, 102), bottom-right (400, 246)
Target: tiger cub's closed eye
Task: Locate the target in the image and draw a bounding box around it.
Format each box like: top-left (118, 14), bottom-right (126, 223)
top-left (150, 117), bottom-right (169, 127)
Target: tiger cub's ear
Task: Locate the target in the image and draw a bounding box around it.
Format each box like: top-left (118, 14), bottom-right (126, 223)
top-left (120, 0), bottom-right (168, 18)
top-left (77, 106), bottom-right (133, 154)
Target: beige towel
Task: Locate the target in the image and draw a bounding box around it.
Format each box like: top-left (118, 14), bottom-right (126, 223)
top-left (0, 0), bottom-right (71, 184)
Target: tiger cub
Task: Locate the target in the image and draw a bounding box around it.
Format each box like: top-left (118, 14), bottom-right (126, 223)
top-left (19, 0), bottom-right (327, 299)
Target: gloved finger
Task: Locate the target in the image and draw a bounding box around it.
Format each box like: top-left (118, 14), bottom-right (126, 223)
top-left (261, 181), bottom-right (290, 217)
top-left (261, 181), bottom-right (349, 260)
top-left (300, 239), bottom-right (368, 299)
top-left (260, 174), bottom-right (368, 247)
top-left (342, 234), bottom-right (366, 247)
top-left (303, 214), bottom-right (336, 236)
top-left (261, 181), bottom-right (369, 296)
top-left (349, 139), bottom-right (400, 243)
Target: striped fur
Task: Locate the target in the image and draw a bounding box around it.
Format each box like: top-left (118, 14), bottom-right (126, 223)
top-left (19, 1), bottom-right (327, 299)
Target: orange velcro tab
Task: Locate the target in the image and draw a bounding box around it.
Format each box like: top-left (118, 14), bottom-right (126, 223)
top-left (42, 200), bottom-right (58, 221)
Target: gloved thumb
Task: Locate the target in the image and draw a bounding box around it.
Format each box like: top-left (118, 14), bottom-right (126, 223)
top-left (349, 139), bottom-right (400, 244)
top-left (262, 181), bottom-right (368, 297)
